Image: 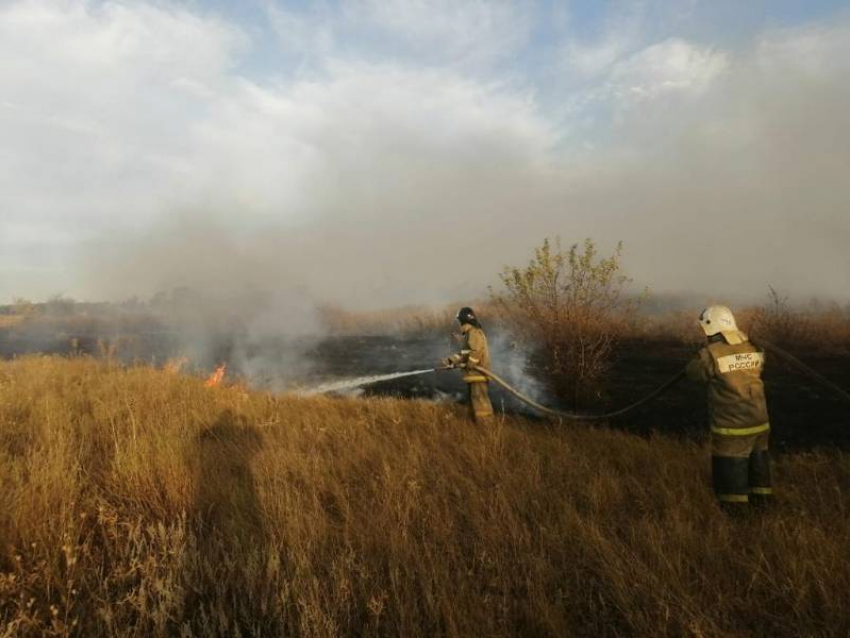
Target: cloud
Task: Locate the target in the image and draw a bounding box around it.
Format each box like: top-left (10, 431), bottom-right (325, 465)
top-left (348, 0), bottom-right (533, 63)
top-left (1, 1), bottom-right (849, 309)
top-left (0, 0), bottom-right (243, 225)
top-left (74, 60), bottom-right (557, 305)
top-left (606, 38), bottom-right (728, 103)
top-left (0, 1), bottom-right (551, 304)
top-left (0, 0), bottom-right (250, 298)
top-left (564, 34), bottom-right (634, 79)
top-left (266, 3), bottom-right (335, 64)
top-left (754, 19), bottom-right (850, 78)
top-left (265, 0), bottom-right (534, 71)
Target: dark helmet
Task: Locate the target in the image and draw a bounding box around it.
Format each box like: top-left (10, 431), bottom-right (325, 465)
top-left (456, 306), bottom-right (481, 328)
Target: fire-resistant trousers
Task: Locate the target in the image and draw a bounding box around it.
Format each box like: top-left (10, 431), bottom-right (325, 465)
top-left (711, 428), bottom-right (772, 508)
top-left (466, 381), bottom-right (494, 424)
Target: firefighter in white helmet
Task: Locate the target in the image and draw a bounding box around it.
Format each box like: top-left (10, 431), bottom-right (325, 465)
top-left (442, 307), bottom-right (494, 424)
top-left (686, 305), bottom-right (773, 510)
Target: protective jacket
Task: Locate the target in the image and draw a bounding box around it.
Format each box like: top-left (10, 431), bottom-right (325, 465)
top-left (686, 333), bottom-right (769, 435)
top-left (447, 324), bottom-right (491, 383)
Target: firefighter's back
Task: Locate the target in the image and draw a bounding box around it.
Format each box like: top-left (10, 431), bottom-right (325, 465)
top-left (705, 340), bottom-right (769, 431)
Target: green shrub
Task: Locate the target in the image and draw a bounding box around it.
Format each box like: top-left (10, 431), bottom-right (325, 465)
top-left (492, 238), bottom-right (642, 408)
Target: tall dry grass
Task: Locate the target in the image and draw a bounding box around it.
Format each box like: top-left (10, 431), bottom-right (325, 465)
top-left (3, 312), bottom-right (162, 337)
top-left (594, 299), bottom-right (850, 355)
top-left (1, 356), bottom-right (849, 636)
top-left (746, 290), bottom-right (850, 353)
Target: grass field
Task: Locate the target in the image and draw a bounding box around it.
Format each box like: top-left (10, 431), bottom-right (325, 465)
top-left (1, 356), bottom-right (849, 637)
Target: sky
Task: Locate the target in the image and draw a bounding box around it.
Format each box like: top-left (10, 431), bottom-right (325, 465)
top-left (1, 0), bottom-right (849, 310)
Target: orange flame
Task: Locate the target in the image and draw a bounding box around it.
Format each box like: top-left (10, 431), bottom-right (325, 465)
top-left (204, 363), bottom-right (227, 388)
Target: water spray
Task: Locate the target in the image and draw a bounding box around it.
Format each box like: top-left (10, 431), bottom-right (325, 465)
top-left (299, 368), bottom-right (439, 396)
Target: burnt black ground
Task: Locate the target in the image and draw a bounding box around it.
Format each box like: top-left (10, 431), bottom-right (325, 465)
top-left (305, 336), bottom-right (850, 452)
top-left (604, 339), bottom-right (850, 452)
top-left (303, 335), bottom-right (850, 452)
top-left (2, 325), bottom-right (848, 451)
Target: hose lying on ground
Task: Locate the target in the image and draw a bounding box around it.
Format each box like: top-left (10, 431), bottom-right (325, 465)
top-left (470, 364), bottom-right (687, 421)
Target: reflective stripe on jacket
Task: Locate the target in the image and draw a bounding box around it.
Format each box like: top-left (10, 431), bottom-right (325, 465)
top-left (686, 334), bottom-right (769, 434)
top-left (448, 324), bottom-right (491, 384)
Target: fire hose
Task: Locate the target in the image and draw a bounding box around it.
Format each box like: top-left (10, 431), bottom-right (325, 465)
top-left (753, 338), bottom-right (850, 404)
top-left (466, 364), bottom-right (687, 421)
top-left (442, 339), bottom-right (850, 421)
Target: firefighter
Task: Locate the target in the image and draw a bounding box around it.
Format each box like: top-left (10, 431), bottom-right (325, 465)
top-left (686, 305), bottom-right (773, 510)
top-left (442, 307), bottom-right (495, 424)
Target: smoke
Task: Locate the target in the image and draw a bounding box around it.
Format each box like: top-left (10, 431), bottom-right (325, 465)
top-left (2, 2), bottom-right (849, 315)
top-left (486, 331), bottom-right (548, 407)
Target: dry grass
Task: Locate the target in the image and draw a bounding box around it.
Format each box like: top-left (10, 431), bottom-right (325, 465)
top-left (747, 295), bottom-right (850, 353)
top-left (0, 316), bottom-right (25, 329)
top-left (1, 357), bottom-right (849, 637)
top-left (599, 302), bottom-right (850, 355)
top-left (5, 312), bottom-right (162, 336)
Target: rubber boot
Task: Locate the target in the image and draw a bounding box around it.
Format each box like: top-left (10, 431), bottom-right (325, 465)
top-left (748, 448), bottom-right (774, 509)
top-left (712, 455), bottom-right (750, 515)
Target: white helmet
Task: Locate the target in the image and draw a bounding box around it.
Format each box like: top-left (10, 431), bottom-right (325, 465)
top-left (698, 305), bottom-right (745, 344)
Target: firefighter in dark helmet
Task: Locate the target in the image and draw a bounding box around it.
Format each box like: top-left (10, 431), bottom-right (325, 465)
top-left (687, 305), bottom-right (772, 510)
top-left (442, 307), bottom-right (495, 424)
